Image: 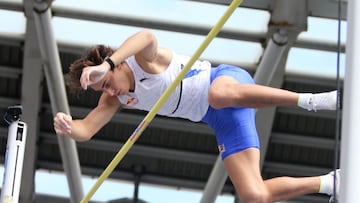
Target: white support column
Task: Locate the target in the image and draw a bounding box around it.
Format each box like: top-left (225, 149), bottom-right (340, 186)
top-left (340, 0), bottom-right (360, 202)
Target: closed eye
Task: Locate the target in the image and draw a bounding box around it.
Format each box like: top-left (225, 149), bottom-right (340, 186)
top-left (102, 79), bottom-right (110, 90)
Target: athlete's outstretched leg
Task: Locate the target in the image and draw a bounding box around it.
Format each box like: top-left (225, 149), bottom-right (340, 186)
top-left (208, 75), bottom-right (337, 111)
top-left (223, 148), bottom-right (336, 203)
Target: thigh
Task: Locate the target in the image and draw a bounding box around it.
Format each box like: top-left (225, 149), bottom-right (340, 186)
top-left (208, 65), bottom-right (255, 108)
top-left (223, 148), bottom-right (266, 200)
top-left (209, 65), bottom-right (254, 88)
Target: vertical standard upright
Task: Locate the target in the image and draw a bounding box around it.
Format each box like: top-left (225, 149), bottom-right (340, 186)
top-left (1, 106), bottom-right (27, 203)
top-left (340, 0), bottom-right (360, 202)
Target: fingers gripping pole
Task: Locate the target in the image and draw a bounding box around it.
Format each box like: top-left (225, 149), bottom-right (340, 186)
top-left (80, 0), bottom-right (243, 202)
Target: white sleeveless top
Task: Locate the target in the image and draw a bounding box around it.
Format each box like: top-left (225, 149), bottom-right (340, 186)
top-left (118, 52), bottom-right (211, 122)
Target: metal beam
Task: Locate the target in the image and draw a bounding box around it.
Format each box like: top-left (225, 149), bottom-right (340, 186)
top-left (1, 1), bottom-right (342, 53)
top-left (62, 105), bottom-right (214, 135)
top-left (199, 156), bottom-right (228, 203)
top-left (0, 0), bottom-right (348, 20)
top-left (0, 65), bottom-right (22, 79)
top-left (186, 0), bottom-right (347, 20)
top-left (200, 1), bottom-right (307, 202)
top-left (18, 12), bottom-right (44, 202)
top-left (0, 0), bottom-right (346, 53)
top-left (254, 29), bottom-right (291, 167)
top-left (271, 132), bottom-right (336, 150)
top-left (285, 73), bottom-right (341, 88)
top-left (0, 127), bottom-right (334, 164)
top-left (1, 99), bottom-right (335, 138)
top-left (0, 0), bottom-right (22, 11)
top-left (50, 4), bottom-right (344, 53)
top-left (31, 1), bottom-right (84, 202)
top-left (277, 106), bottom-right (339, 119)
top-left (263, 161), bottom-right (330, 176)
top-left (40, 132), bottom-right (217, 165)
top-left (257, 0), bottom-right (308, 169)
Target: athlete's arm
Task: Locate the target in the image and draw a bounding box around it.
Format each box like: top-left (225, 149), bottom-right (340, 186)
top-left (54, 93), bottom-right (121, 141)
top-left (80, 29), bottom-right (164, 89)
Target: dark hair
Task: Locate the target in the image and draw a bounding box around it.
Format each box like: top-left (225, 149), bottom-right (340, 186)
top-left (68, 45), bottom-right (114, 93)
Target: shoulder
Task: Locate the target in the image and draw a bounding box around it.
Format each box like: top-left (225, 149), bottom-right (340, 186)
top-left (98, 93), bottom-right (122, 109)
top-left (134, 47), bottom-right (173, 74)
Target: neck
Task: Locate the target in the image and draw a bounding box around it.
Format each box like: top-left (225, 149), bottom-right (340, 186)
top-left (123, 62), bottom-right (135, 91)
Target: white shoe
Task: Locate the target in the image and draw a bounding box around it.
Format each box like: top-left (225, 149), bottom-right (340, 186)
top-left (329, 169), bottom-right (340, 203)
top-left (310, 90), bottom-right (338, 111)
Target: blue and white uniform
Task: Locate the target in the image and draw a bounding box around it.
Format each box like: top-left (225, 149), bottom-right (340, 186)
top-left (119, 52), bottom-right (260, 159)
top-left (120, 52), bottom-right (211, 122)
top-left (201, 65), bottom-right (260, 159)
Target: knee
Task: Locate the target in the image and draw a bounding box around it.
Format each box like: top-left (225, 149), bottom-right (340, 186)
top-left (208, 87), bottom-right (230, 109)
top-left (208, 89), bottom-right (222, 109)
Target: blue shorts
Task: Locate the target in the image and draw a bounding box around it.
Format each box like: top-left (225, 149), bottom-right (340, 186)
top-left (201, 64), bottom-right (260, 160)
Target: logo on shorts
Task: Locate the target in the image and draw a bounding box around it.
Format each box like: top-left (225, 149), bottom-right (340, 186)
top-left (218, 144), bottom-right (226, 153)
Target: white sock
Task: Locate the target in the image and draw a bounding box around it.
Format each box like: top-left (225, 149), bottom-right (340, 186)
top-left (319, 173), bottom-right (334, 195)
top-left (298, 91), bottom-right (338, 111)
top-left (297, 93), bottom-right (313, 111)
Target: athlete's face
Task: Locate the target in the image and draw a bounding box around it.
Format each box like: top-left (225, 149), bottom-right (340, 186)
top-left (90, 65), bottom-right (131, 96)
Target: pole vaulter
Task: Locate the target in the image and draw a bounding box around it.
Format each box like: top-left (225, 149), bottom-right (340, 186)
top-left (80, 0), bottom-right (243, 202)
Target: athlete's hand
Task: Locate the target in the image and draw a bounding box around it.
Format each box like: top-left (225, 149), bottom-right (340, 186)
top-left (54, 112), bottom-right (72, 135)
top-left (80, 62), bottom-right (110, 90)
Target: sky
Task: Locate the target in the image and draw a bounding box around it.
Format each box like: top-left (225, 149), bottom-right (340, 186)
top-left (0, 0), bottom-right (347, 202)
